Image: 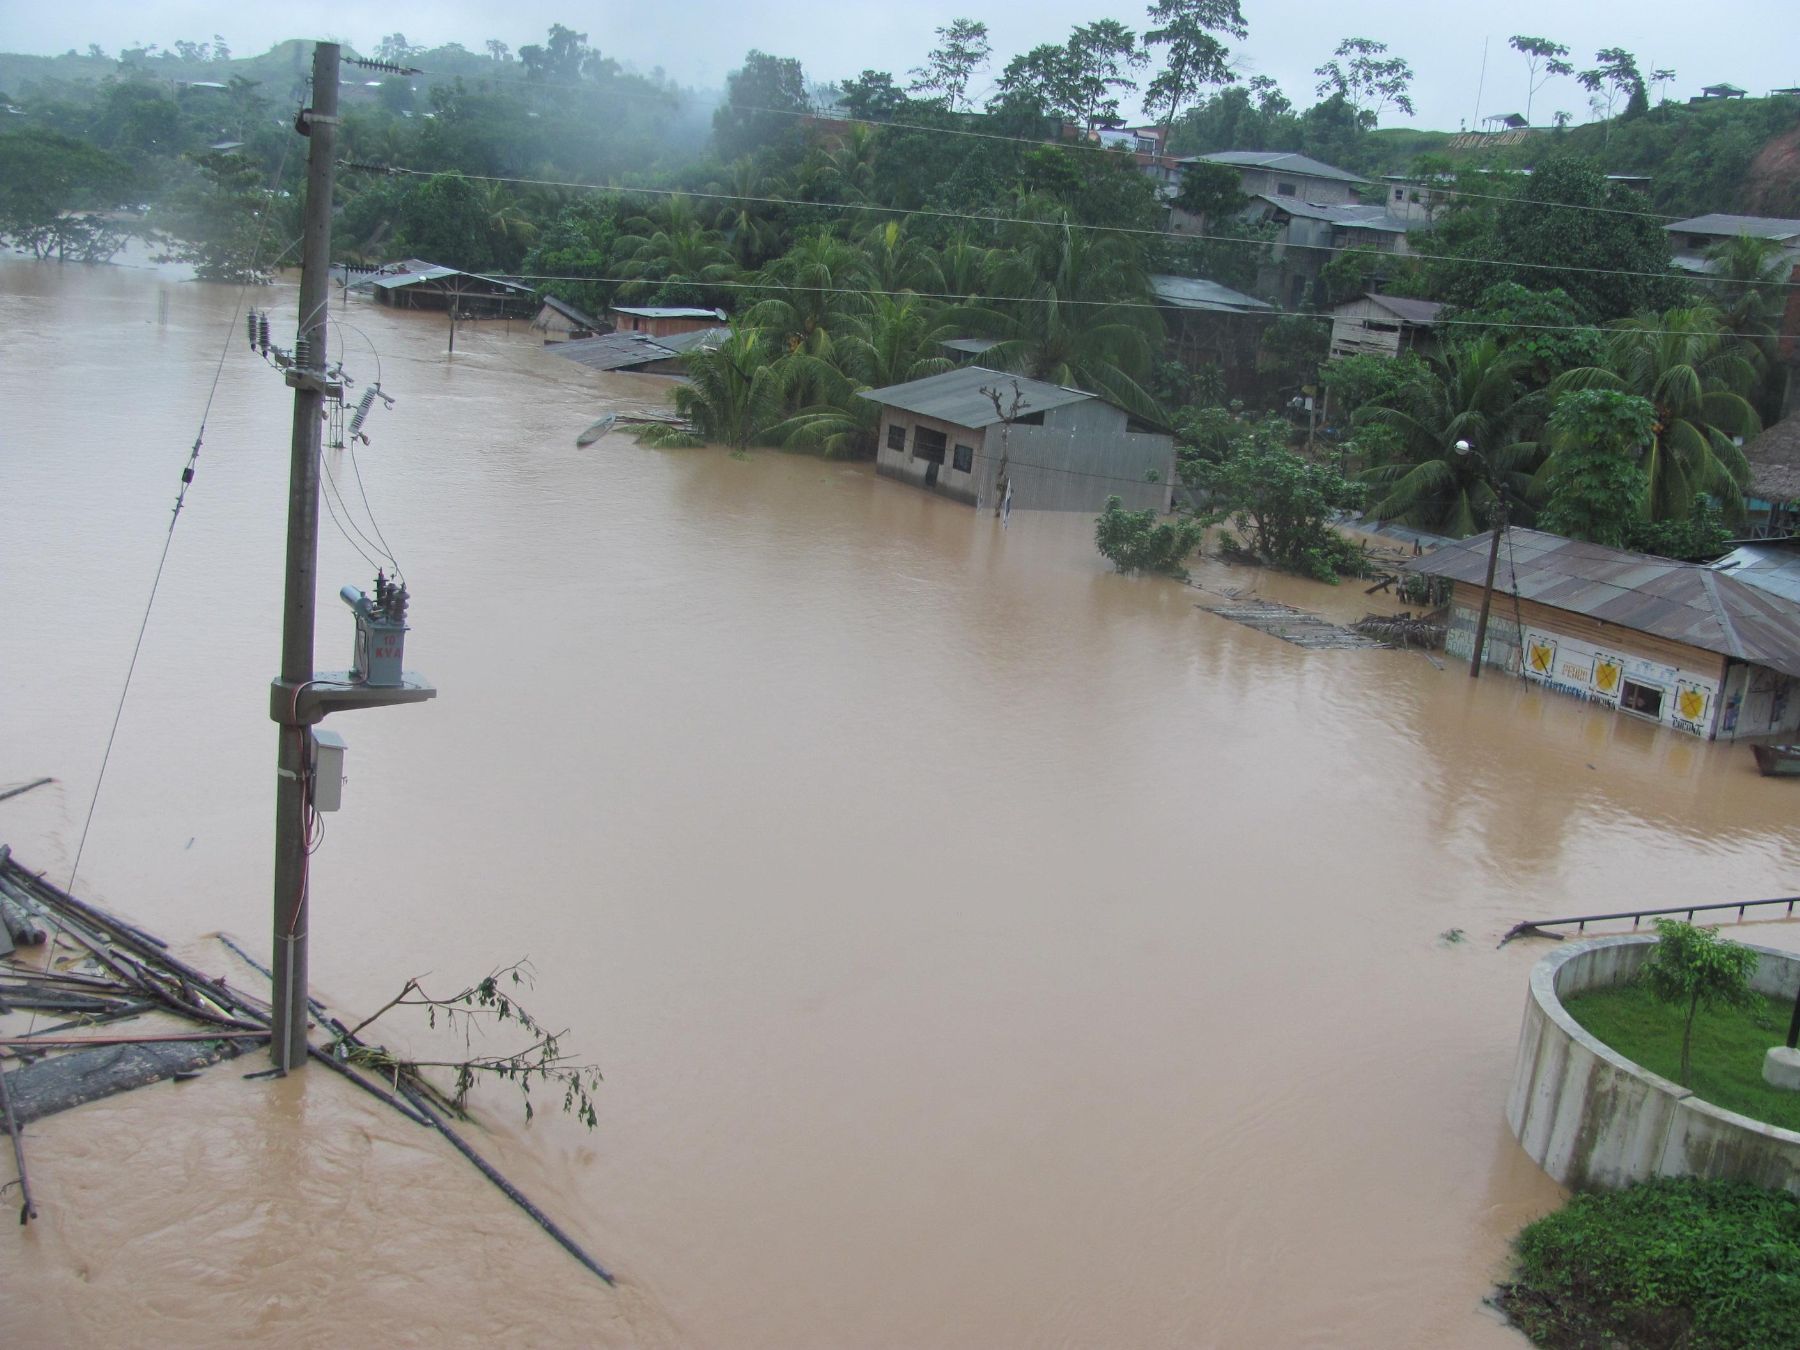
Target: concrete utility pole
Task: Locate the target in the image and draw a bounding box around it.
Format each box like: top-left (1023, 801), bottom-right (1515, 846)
top-left (266, 43), bottom-right (436, 1072)
top-left (268, 41), bottom-right (341, 1071)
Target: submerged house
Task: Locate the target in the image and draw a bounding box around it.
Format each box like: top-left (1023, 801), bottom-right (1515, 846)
top-left (348, 258), bottom-right (537, 317)
top-left (858, 366), bottom-right (1174, 513)
top-left (605, 305), bottom-right (727, 338)
top-left (530, 295), bottom-right (604, 342)
top-left (1404, 528), bottom-right (1800, 741)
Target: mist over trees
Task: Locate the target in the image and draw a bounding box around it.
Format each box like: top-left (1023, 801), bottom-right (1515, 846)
top-left (3, 13), bottom-right (1791, 557)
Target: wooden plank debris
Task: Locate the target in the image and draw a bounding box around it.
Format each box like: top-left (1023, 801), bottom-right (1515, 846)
top-left (1196, 598), bottom-right (1391, 650)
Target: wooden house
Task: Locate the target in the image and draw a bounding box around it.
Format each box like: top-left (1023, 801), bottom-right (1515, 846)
top-left (1329, 293), bottom-right (1445, 361)
top-left (1149, 273), bottom-right (1276, 397)
top-left (605, 305), bottom-right (727, 338)
top-left (530, 295), bottom-right (604, 342)
top-left (858, 366), bottom-right (1173, 513)
top-left (348, 258), bottom-right (537, 317)
top-left (1404, 528), bottom-right (1800, 741)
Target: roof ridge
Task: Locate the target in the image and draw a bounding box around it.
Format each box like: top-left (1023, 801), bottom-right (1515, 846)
top-left (1696, 567), bottom-right (1750, 659)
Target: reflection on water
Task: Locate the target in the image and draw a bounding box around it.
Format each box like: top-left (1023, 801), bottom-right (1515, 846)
top-left (3, 258), bottom-right (1796, 1348)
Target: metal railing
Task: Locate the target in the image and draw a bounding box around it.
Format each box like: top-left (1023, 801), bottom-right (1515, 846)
top-left (1499, 895), bottom-right (1800, 946)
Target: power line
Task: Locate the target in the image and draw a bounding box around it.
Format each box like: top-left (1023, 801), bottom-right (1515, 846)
top-left (379, 58), bottom-right (1696, 224)
top-left (349, 160), bottom-right (1800, 291)
top-left (467, 270), bottom-right (1762, 340)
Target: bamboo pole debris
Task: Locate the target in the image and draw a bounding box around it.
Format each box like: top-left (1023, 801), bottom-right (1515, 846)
top-left (0, 852), bottom-right (621, 1286)
top-left (0, 1055), bottom-right (34, 1224)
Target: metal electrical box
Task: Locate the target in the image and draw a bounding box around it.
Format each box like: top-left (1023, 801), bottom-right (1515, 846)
top-left (340, 572), bottom-right (409, 687)
top-left (309, 726), bottom-right (347, 812)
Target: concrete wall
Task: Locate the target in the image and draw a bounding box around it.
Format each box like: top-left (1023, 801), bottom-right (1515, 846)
top-left (1507, 936), bottom-right (1800, 1192)
top-left (1447, 586), bottom-right (1732, 739)
top-left (874, 411), bottom-right (987, 506)
top-left (1719, 660), bottom-right (1800, 740)
top-left (874, 406), bottom-right (1173, 514)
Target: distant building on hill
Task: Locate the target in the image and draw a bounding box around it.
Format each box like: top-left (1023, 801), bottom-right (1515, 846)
top-left (1328, 293), bottom-right (1445, 362)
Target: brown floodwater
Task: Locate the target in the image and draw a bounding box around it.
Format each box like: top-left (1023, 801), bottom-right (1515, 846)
top-left (3, 257), bottom-right (1797, 1348)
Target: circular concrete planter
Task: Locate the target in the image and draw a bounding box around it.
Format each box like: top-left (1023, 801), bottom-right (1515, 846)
top-left (1506, 935), bottom-right (1800, 1191)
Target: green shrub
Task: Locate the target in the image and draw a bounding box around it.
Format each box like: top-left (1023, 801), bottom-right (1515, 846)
top-left (1499, 1179), bottom-right (1800, 1349)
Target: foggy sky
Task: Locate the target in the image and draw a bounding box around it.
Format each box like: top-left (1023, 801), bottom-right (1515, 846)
top-left (8, 0), bottom-right (1795, 133)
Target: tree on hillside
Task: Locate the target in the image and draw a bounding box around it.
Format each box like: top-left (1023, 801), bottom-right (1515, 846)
top-left (1142, 0), bottom-right (1248, 138)
top-left (1449, 282), bottom-right (1601, 388)
top-left (840, 70), bottom-right (908, 121)
top-left (1578, 48), bottom-right (1646, 131)
top-left (1554, 307), bottom-right (1759, 522)
top-left (1507, 36), bottom-right (1572, 125)
top-left (375, 34), bottom-right (423, 65)
top-left (997, 24), bottom-right (1148, 130)
top-left (519, 25), bottom-right (615, 83)
top-left (1313, 38), bottom-right (1414, 128)
top-left (1065, 21), bottom-right (1150, 129)
top-left (1447, 156), bottom-right (1683, 321)
top-left (908, 19), bottom-right (990, 112)
top-left (714, 50), bottom-right (808, 160)
top-left (1536, 389), bottom-right (1657, 546)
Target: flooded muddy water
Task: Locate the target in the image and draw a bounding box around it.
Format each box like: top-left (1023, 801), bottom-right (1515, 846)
top-left (3, 258), bottom-right (1796, 1347)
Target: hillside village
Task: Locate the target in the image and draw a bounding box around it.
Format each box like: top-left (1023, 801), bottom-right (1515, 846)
top-left (11, 17), bottom-right (1800, 1350)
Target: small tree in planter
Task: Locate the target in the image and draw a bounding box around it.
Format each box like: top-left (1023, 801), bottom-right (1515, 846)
top-left (1641, 919), bottom-right (1758, 1085)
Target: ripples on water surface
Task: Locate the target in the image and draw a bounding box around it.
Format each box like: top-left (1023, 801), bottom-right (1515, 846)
top-left (2, 260), bottom-right (1795, 1347)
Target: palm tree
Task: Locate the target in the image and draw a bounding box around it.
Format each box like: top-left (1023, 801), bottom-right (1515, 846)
top-left (1706, 234), bottom-right (1791, 424)
top-left (709, 159), bottom-right (787, 270)
top-left (860, 220), bottom-right (945, 295)
top-left (938, 229), bottom-right (992, 301)
top-left (1357, 339), bottom-right (1546, 537)
top-left (1553, 306), bottom-right (1759, 521)
top-left (636, 326), bottom-right (790, 450)
top-left (951, 218), bottom-right (1164, 419)
top-left (614, 211), bottom-right (738, 308)
top-left (770, 295), bottom-right (959, 457)
top-left (744, 232), bottom-right (873, 355)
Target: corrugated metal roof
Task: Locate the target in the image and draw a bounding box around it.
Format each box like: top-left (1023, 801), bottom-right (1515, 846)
top-left (1256, 196), bottom-right (1420, 233)
top-left (1149, 274), bottom-right (1274, 313)
top-left (856, 366), bottom-right (1095, 429)
top-left (1665, 213), bottom-right (1800, 241)
top-left (1183, 150), bottom-right (1368, 184)
top-left (1711, 543), bottom-right (1800, 606)
top-left (536, 295), bottom-right (600, 327)
top-left (1361, 292), bottom-right (1445, 326)
top-left (654, 325), bottom-right (730, 354)
top-left (1402, 527), bottom-right (1800, 677)
top-left (609, 306), bottom-right (726, 320)
top-left (350, 259), bottom-right (535, 295)
top-left (940, 337), bottom-right (1003, 355)
top-left (551, 332), bottom-right (679, 372)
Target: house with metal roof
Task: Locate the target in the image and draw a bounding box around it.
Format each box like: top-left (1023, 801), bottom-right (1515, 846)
top-left (1404, 527), bottom-right (1800, 740)
top-left (549, 324), bottom-right (728, 376)
top-left (530, 295), bottom-right (604, 342)
top-left (1665, 213), bottom-right (1800, 273)
top-left (1247, 196), bottom-right (1425, 308)
top-left (857, 366), bottom-right (1174, 513)
top-left (1179, 150), bottom-right (1369, 205)
top-left (347, 258), bottom-right (537, 316)
top-left (605, 304), bottom-right (727, 338)
top-left (1149, 274), bottom-right (1277, 397)
top-left (1329, 292), bottom-right (1446, 361)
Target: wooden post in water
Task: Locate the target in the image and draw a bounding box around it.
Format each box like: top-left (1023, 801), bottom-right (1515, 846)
top-left (269, 41), bottom-right (340, 1072)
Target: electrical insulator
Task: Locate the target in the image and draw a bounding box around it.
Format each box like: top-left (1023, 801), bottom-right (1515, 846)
top-left (348, 387), bottom-right (378, 436)
top-left (293, 335), bottom-right (312, 370)
top-left (258, 313), bottom-right (271, 353)
top-left (247, 312), bottom-right (258, 351)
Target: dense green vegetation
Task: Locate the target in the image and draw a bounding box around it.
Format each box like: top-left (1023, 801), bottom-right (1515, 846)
top-left (4, 17), bottom-right (1794, 564)
top-left (1497, 1179), bottom-right (1800, 1350)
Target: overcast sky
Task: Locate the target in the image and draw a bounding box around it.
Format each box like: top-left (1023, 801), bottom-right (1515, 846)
top-left (8, 1), bottom-right (1795, 131)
